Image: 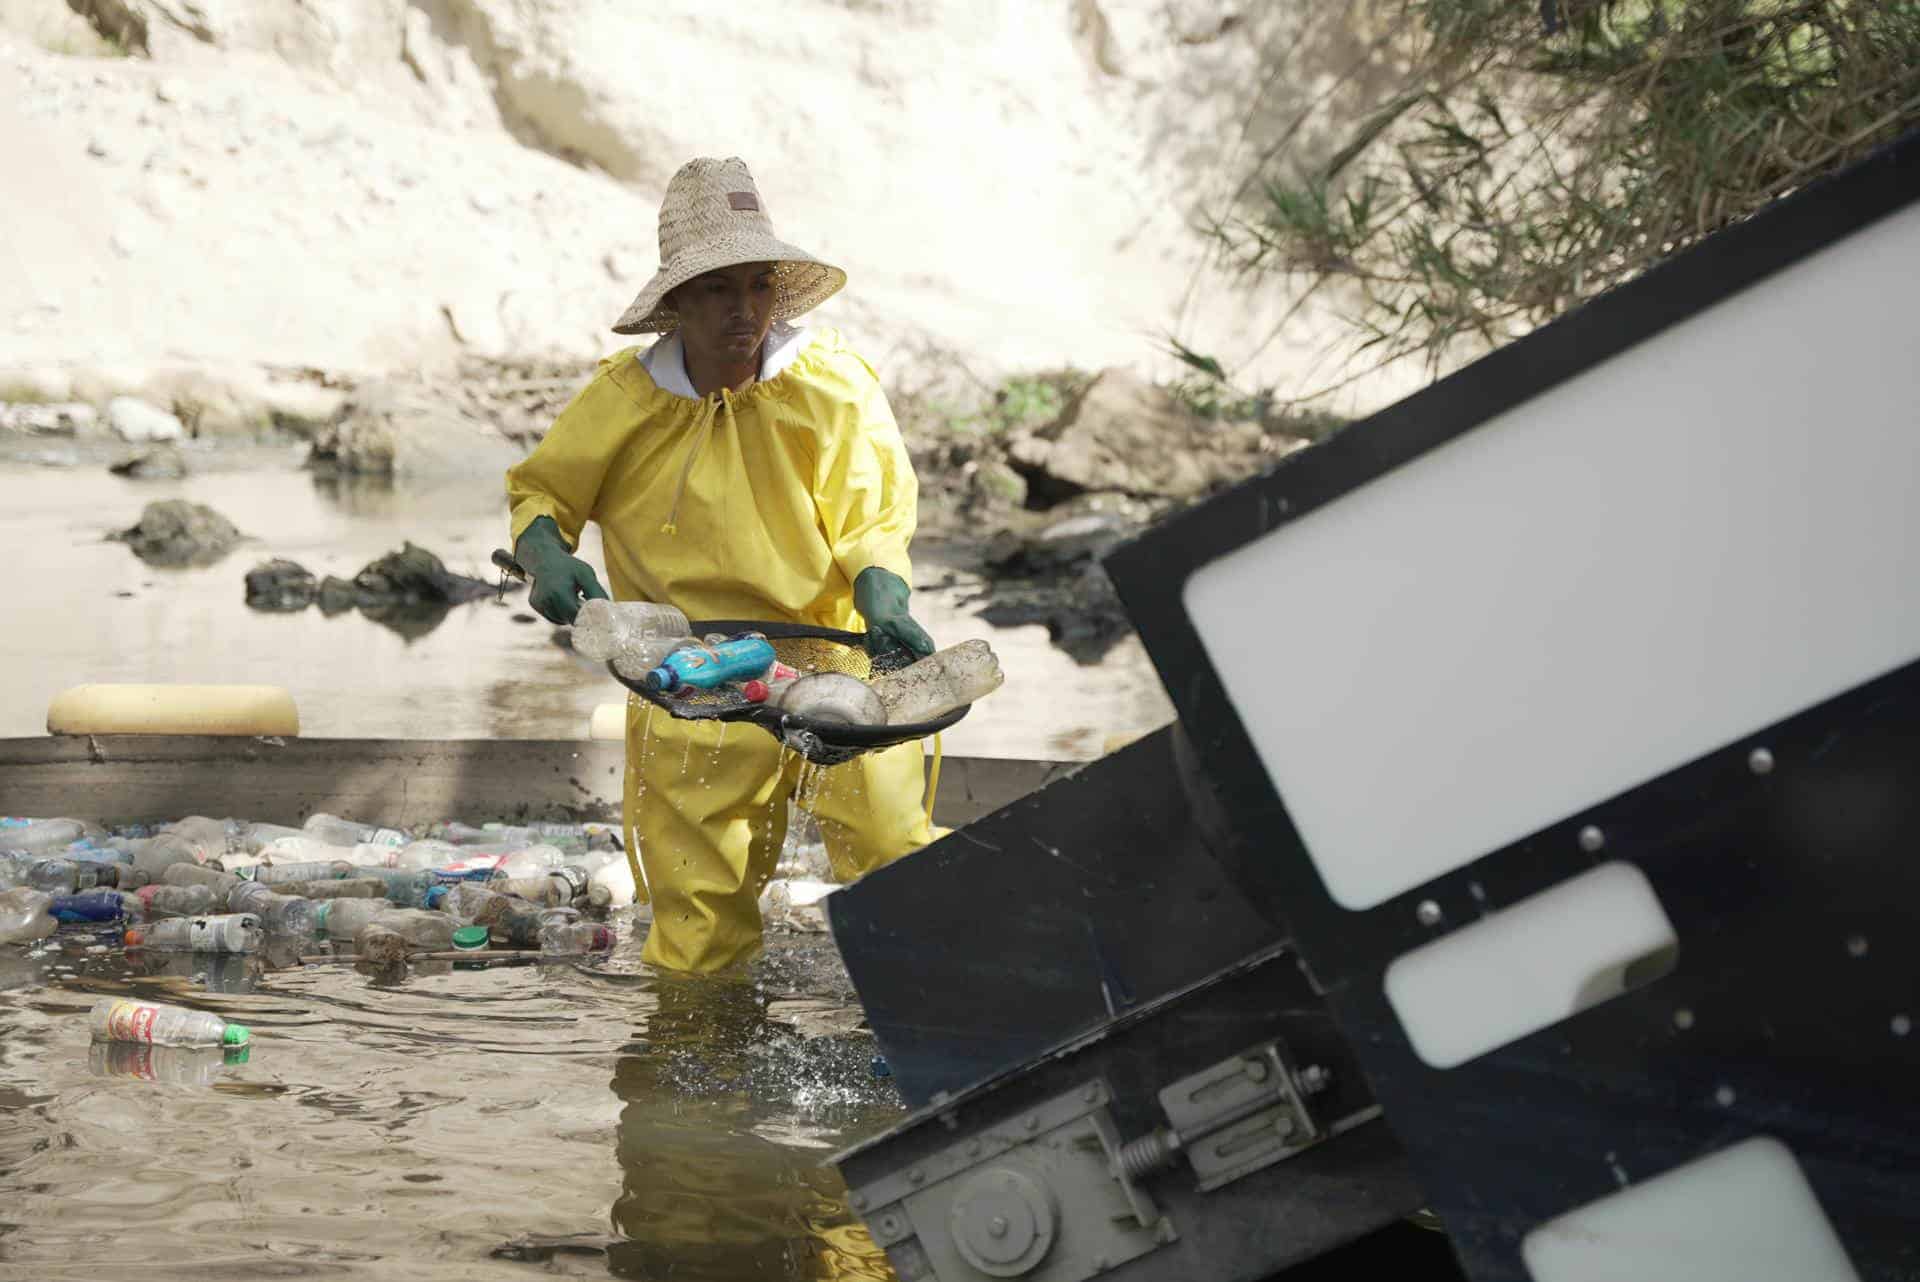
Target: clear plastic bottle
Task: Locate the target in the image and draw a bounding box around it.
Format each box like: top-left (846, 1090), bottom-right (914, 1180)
top-left (569, 598), bottom-right (693, 662)
top-left (227, 882), bottom-right (322, 935)
top-left (161, 863), bottom-right (242, 898)
top-left (440, 882), bottom-right (513, 926)
top-left (138, 829), bottom-right (222, 873)
top-left (489, 844), bottom-right (569, 880)
top-left (489, 867), bottom-right (592, 907)
top-left (347, 867), bottom-right (444, 908)
top-left (160, 816), bottom-right (238, 858)
top-left (277, 878), bottom-right (387, 901)
top-left (250, 859), bottom-right (353, 886)
top-left (234, 821), bottom-right (307, 853)
top-left (89, 995), bottom-right (249, 1047)
top-left (356, 909), bottom-right (453, 953)
top-left (372, 838), bottom-right (467, 871)
top-left (867, 638), bottom-right (1005, 723)
top-left (137, 882), bottom-right (217, 917)
top-left (25, 857), bottom-right (119, 894)
top-left (125, 913), bottom-right (263, 953)
top-left (4, 818), bottom-right (88, 853)
top-left (302, 813), bottom-right (408, 849)
top-left (0, 887), bottom-right (57, 944)
top-left (538, 921), bottom-right (614, 955)
top-left (491, 903), bottom-right (582, 948)
top-left (320, 897), bottom-right (390, 940)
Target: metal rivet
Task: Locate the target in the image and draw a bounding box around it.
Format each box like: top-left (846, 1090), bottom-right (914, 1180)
top-left (1023, 1115), bottom-right (1039, 1132)
top-left (1714, 1085), bottom-right (1736, 1107)
top-left (848, 1192), bottom-right (866, 1211)
top-left (1082, 1083), bottom-right (1101, 1103)
top-left (1415, 900), bottom-right (1442, 927)
top-left (880, 1215), bottom-right (900, 1235)
top-left (987, 1215), bottom-right (1008, 1239)
top-left (1299, 1065), bottom-right (1331, 1094)
top-left (1578, 825), bottom-right (1605, 853)
top-left (1673, 1007), bottom-right (1695, 1031)
top-left (1274, 1115), bottom-right (1295, 1137)
top-left (1748, 747), bottom-right (1774, 775)
top-left (1242, 1057), bottom-right (1269, 1083)
top-left (1894, 1014), bottom-right (1913, 1037)
top-left (908, 1168), bottom-right (924, 1186)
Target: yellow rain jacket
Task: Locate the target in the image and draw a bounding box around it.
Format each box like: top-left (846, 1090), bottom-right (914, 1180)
top-left (506, 327), bottom-right (934, 972)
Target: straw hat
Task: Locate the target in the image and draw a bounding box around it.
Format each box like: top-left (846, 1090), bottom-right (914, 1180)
top-left (611, 157), bottom-right (846, 335)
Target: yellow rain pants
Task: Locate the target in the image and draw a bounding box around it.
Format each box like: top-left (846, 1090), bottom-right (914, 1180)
top-left (506, 328), bottom-right (935, 972)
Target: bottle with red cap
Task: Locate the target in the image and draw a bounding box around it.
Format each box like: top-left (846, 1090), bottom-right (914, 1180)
top-left (125, 913), bottom-right (263, 953)
top-left (538, 921), bottom-right (614, 955)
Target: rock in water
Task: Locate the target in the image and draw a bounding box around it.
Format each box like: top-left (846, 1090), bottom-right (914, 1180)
top-left (111, 500), bottom-right (243, 567)
top-left (244, 559), bottom-right (318, 610)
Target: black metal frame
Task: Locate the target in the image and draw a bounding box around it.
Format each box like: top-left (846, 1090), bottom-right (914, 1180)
top-left (1102, 130), bottom-right (1920, 1280)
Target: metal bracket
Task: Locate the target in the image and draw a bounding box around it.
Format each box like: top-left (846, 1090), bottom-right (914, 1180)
top-left (849, 1078), bottom-right (1176, 1282)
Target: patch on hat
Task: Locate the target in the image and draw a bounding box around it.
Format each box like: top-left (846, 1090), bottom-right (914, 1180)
top-left (727, 191), bottom-right (760, 212)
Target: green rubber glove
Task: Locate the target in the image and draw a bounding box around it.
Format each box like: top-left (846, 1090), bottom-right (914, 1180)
top-left (515, 516), bottom-right (609, 625)
top-left (854, 566), bottom-right (935, 660)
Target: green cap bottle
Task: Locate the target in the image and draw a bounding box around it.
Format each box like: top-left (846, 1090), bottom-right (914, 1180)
top-left (222, 1023), bottom-right (250, 1047)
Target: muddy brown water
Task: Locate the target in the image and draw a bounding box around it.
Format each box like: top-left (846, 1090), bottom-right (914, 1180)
top-left (0, 455), bottom-right (1176, 1280)
top-left (0, 917), bottom-right (901, 1281)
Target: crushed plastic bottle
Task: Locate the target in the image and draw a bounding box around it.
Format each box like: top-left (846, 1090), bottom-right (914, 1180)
top-left (233, 822), bottom-right (306, 853)
top-left (125, 913), bottom-right (263, 954)
top-left (160, 816), bottom-right (239, 858)
top-left (89, 995), bottom-right (249, 1047)
top-left (2, 818), bottom-right (88, 853)
top-left (867, 638), bottom-right (1005, 723)
top-left (0, 887), bottom-right (57, 944)
top-left (353, 909), bottom-right (453, 956)
top-left (318, 897), bottom-right (387, 940)
top-left (137, 882), bottom-right (217, 917)
top-left (137, 830), bottom-right (222, 873)
top-left (487, 844), bottom-right (570, 881)
top-left (353, 924), bottom-right (412, 963)
top-left (537, 921), bottom-right (614, 955)
top-left (439, 882), bottom-right (513, 926)
top-left (226, 882), bottom-right (321, 935)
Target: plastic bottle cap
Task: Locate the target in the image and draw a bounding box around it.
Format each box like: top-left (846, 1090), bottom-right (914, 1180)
top-left (123, 928), bottom-right (144, 947)
top-left (222, 1023), bottom-right (250, 1047)
top-left (643, 667), bottom-right (676, 693)
top-left (452, 925), bottom-right (490, 950)
top-left (742, 680), bottom-right (769, 703)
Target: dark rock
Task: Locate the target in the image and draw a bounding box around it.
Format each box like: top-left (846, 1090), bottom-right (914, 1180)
top-left (111, 499), bottom-right (244, 567)
top-left (244, 558), bottom-right (317, 610)
top-left (316, 575), bottom-right (357, 614)
top-left (351, 542), bottom-right (495, 605)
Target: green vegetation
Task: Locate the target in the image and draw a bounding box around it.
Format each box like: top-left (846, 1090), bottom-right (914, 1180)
top-left (924, 370), bottom-right (1095, 440)
top-left (1189, 0), bottom-right (1920, 395)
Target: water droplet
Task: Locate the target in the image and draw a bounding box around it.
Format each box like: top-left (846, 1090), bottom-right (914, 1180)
top-left (1847, 934), bottom-right (1869, 957)
top-left (1894, 1014), bottom-right (1912, 1037)
top-left (1714, 1085), bottom-right (1735, 1107)
top-left (1673, 1008), bottom-right (1695, 1031)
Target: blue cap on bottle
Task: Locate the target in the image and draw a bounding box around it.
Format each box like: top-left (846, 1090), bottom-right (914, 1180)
top-left (424, 884), bottom-right (448, 910)
top-left (643, 666), bottom-right (677, 692)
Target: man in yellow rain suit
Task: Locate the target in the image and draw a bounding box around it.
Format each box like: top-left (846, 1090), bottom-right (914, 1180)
top-left (505, 156), bottom-right (938, 973)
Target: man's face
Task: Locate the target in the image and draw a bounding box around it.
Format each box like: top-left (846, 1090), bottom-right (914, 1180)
top-left (671, 262), bottom-right (778, 365)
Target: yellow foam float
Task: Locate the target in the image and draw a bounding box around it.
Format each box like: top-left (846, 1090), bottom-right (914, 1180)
top-left (46, 684), bottom-right (300, 737)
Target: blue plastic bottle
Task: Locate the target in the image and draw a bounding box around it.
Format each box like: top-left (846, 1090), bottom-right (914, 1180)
top-left (642, 637), bottom-right (777, 693)
top-left (50, 890), bottom-right (131, 923)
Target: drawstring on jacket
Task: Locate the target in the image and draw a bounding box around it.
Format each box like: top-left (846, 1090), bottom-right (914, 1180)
top-left (660, 386), bottom-right (738, 535)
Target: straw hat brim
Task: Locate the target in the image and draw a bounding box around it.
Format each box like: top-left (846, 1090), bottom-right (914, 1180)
top-left (611, 232), bottom-right (846, 335)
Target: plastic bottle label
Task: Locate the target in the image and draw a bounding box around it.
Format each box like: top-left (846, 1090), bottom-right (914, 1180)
top-left (102, 999), bottom-right (159, 1044)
